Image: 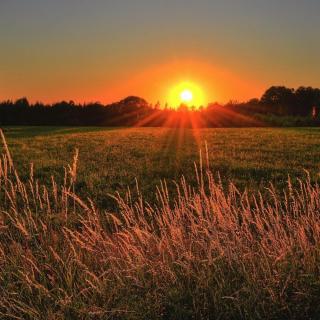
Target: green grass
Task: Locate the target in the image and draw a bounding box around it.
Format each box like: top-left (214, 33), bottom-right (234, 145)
top-left (3, 126), bottom-right (320, 209)
top-left (1, 127), bottom-right (320, 319)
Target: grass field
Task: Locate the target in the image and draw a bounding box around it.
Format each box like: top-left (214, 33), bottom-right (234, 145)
top-left (1, 126), bottom-right (320, 319)
top-left (3, 126), bottom-right (320, 209)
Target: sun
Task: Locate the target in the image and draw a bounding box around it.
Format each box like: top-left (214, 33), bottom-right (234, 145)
top-left (180, 89), bottom-right (193, 103)
top-left (167, 81), bottom-right (206, 109)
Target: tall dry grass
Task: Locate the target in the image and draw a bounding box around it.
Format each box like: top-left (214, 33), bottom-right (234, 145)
top-left (0, 129), bottom-right (320, 319)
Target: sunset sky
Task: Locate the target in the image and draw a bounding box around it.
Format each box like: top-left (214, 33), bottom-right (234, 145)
top-left (1, 0), bottom-right (319, 106)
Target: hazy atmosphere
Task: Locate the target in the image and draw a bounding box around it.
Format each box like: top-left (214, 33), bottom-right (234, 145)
top-left (1, 0), bottom-right (320, 104)
top-left (1, 1), bottom-right (320, 319)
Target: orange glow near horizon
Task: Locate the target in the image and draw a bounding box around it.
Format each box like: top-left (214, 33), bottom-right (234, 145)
top-left (2, 59), bottom-right (265, 106)
top-left (93, 60), bottom-right (264, 108)
top-left (168, 81), bottom-right (207, 109)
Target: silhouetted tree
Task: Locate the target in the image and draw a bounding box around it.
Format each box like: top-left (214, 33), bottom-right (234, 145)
top-left (15, 97), bottom-right (29, 108)
top-left (0, 86), bottom-right (319, 127)
top-left (295, 87), bottom-right (320, 116)
top-left (260, 86), bottom-right (295, 115)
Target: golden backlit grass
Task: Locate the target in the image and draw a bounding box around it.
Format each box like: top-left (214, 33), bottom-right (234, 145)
top-left (4, 126), bottom-right (320, 212)
top-left (1, 130), bottom-right (320, 319)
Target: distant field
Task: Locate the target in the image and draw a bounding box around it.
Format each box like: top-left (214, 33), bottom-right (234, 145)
top-left (3, 126), bottom-right (320, 209)
top-left (2, 126), bottom-right (320, 319)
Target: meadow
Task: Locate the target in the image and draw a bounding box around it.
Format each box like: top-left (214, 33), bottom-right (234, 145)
top-left (1, 126), bottom-right (320, 319)
top-left (3, 126), bottom-right (320, 209)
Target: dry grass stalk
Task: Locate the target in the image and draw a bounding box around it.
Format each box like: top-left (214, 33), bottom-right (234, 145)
top-left (0, 131), bottom-right (319, 319)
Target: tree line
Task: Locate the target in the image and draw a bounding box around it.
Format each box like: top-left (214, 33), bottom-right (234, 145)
top-left (0, 86), bottom-right (319, 127)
